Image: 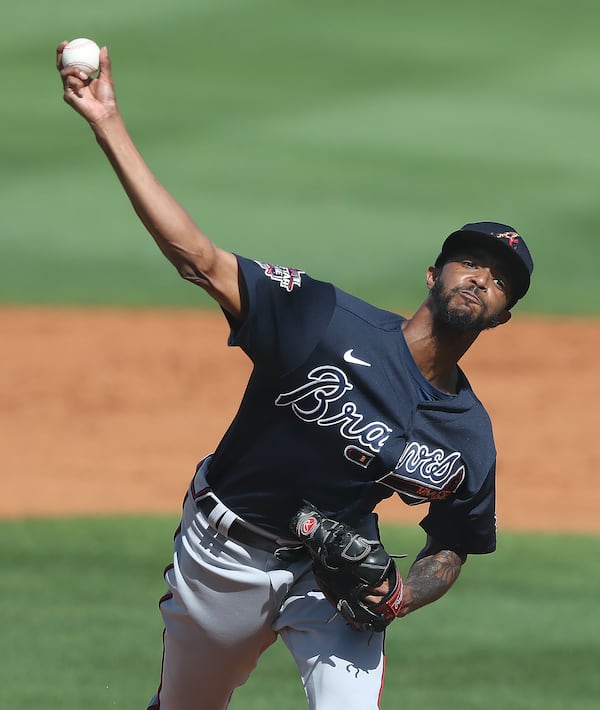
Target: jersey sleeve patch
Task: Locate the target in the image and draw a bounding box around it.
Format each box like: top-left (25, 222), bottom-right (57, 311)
top-left (255, 261), bottom-right (305, 292)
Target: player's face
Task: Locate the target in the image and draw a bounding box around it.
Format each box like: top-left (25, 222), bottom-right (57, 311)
top-left (428, 250), bottom-right (512, 332)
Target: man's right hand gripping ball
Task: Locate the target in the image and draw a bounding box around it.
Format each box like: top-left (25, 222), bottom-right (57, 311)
top-left (290, 503), bottom-right (404, 632)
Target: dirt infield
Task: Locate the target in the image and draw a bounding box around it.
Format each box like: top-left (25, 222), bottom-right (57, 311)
top-left (1, 307), bottom-right (598, 533)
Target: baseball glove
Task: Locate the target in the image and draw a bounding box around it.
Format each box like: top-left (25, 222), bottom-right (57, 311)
top-left (290, 502), bottom-right (404, 632)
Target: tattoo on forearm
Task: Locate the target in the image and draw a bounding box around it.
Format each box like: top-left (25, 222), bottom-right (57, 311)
top-left (401, 550), bottom-right (463, 615)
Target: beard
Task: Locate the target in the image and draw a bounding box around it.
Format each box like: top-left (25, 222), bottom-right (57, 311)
top-left (430, 279), bottom-right (502, 332)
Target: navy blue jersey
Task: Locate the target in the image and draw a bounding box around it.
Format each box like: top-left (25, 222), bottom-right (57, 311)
top-left (206, 256), bottom-right (497, 554)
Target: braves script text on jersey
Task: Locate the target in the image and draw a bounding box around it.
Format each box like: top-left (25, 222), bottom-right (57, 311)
top-left (206, 256), bottom-right (497, 554)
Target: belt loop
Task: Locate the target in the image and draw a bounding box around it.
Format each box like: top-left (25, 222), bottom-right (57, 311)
top-left (216, 509), bottom-right (239, 537)
top-left (206, 501), bottom-right (229, 530)
top-left (191, 455), bottom-right (214, 502)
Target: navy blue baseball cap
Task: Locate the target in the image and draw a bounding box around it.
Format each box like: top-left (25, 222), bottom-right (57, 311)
top-left (435, 221), bottom-right (534, 308)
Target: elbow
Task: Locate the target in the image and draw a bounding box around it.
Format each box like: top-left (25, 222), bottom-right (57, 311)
top-left (160, 239), bottom-right (215, 284)
top-left (168, 245), bottom-right (215, 289)
top-left (176, 262), bottom-right (212, 289)
top-left (417, 535), bottom-right (467, 563)
top-left (454, 550), bottom-right (468, 566)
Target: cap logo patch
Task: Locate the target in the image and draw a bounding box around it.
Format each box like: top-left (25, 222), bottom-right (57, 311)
top-left (495, 231), bottom-right (521, 250)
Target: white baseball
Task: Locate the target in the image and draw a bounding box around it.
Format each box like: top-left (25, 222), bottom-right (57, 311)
top-left (61, 38), bottom-right (100, 74)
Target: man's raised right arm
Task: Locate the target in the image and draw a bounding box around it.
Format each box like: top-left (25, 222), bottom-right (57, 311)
top-left (56, 42), bottom-right (242, 319)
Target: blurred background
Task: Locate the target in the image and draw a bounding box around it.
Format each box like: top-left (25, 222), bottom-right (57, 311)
top-left (3, 0), bottom-right (600, 312)
top-left (1, 2), bottom-right (599, 709)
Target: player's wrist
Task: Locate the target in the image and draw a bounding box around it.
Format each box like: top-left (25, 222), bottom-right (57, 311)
top-left (91, 110), bottom-right (125, 141)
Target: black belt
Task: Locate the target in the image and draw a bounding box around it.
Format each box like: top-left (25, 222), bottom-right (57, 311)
top-left (195, 496), bottom-right (305, 561)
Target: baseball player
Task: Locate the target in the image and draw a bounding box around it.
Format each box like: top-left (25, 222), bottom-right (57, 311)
top-left (57, 45), bottom-right (534, 710)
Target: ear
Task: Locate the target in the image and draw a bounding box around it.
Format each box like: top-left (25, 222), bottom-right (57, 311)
top-left (425, 265), bottom-right (439, 291)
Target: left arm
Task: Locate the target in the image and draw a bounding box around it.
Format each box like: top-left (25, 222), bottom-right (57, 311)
top-left (395, 535), bottom-right (466, 618)
top-left (363, 535), bottom-right (466, 616)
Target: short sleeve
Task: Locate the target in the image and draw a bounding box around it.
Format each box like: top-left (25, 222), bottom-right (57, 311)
top-left (224, 255), bottom-right (336, 373)
top-left (418, 461), bottom-right (497, 554)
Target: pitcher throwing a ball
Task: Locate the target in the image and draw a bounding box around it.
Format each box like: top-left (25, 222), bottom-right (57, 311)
top-left (57, 42), bottom-right (533, 709)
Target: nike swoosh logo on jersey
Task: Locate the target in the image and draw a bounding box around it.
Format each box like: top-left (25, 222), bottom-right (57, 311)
top-left (343, 349), bottom-right (371, 367)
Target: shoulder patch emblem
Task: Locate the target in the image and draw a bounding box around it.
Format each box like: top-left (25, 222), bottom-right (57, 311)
top-left (255, 261), bottom-right (305, 292)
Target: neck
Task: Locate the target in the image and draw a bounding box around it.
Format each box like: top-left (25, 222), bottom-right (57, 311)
top-left (402, 301), bottom-right (480, 394)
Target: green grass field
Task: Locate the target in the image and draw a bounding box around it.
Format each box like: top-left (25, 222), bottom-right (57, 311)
top-left (2, 2), bottom-right (599, 709)
top-left (2, 517), bottom-right (599, 710)
top-left (2, 0), bottom-right (600, 311)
